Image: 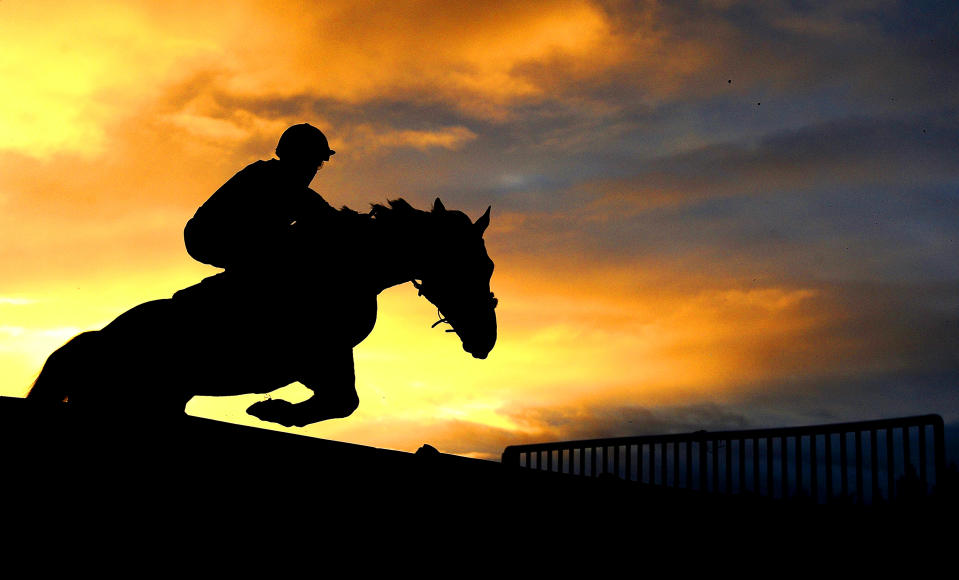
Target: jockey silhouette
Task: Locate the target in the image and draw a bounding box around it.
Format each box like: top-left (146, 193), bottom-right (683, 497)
top-left (184, 123), bottom-right (337, 274)
top-left (176, 124), bottom-right (357, 425)
top-left (27, 124), bottom-right (496, 428)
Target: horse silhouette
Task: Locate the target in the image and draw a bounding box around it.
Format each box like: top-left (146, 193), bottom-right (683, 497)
top-left (27, 198), bottom-right (497, 428)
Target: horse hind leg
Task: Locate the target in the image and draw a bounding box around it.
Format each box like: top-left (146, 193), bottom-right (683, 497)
top-left (27, 331), bottom-right (100, 404)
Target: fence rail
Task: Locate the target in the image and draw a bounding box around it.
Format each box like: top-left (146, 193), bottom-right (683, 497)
top-left (501, 414), bottom-right (946, 504)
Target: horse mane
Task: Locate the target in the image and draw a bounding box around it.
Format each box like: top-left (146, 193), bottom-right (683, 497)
top-left (323, 199), bottom-right (425, 250)
top-left (369, 198), bottom-right (423, 219)
top-left (368, 198), bottom-right (470, 227)
top-left (331, 198), bottom-right (471, 253)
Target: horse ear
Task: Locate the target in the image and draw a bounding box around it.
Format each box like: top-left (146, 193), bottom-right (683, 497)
top-left (474, 206), bottom-right (491, 235)
top-left (433, 198), bottom-right (446, 213)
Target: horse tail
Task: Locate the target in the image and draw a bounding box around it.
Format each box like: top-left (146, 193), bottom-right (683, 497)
top-left (27, 331), bottom-right (100, 404)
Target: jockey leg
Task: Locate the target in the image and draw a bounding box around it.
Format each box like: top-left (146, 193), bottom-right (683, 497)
top-left (245, 350), bottom-right (359, 427)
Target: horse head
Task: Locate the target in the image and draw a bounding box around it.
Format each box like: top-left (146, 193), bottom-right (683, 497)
top-left (414, 198), bottom-right (498, 359)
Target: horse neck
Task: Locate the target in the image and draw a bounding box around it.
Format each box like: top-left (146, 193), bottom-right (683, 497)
top-left (366, 212), bottom-right (432, 294)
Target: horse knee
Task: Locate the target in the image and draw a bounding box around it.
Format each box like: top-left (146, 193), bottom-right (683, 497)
top-left (336, 392), bottom-right (359, 417)
top-left (321, 388), bottom-right (359, 419)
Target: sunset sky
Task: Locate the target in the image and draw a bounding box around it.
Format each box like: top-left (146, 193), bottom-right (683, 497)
top-left (2, 0), bottom-right (957, 460)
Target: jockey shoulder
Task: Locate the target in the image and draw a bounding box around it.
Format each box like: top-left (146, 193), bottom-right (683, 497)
top-left (184, 124), bottom-right (336, 270)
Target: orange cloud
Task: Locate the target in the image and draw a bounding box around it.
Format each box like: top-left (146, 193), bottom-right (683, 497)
top-left (5, 1), bottom-right (953, 459)
top-left (1, 0), bottom-right (724, 166)
top-left (0, 1), bottom-right (224, 159)
top-left (211, 1), bottom-right (613, 114)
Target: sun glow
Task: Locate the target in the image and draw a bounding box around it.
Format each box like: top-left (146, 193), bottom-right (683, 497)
top-left (0, 1), bottom-right (220, 159)
top-left (4, 1), bottom-right (945, 460)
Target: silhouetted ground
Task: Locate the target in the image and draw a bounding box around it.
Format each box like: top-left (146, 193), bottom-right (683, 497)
top-left (1, 396), bottom-right (951, 569)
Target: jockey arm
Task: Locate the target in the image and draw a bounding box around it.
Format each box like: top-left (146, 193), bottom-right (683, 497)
top-left (184, 161), bottom-right (334, 270)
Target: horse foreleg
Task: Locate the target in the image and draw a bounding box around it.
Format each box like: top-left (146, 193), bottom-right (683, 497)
top-left (245, 349), bottom-right (358, 427)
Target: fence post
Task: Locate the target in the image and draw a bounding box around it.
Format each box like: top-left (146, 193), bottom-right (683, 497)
top-left (500, 415), bottom-right (945, 505)
top-left (698, 434), bottom-right (707, 492)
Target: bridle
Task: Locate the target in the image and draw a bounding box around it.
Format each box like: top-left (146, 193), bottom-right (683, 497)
top-left (412, 279), bottom-right (498, 332)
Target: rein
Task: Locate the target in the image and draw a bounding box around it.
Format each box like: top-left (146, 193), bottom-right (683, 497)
top-left (412, 279), bottom-right (454, 331)
top-left (413, 279), bottom-right (498, 332)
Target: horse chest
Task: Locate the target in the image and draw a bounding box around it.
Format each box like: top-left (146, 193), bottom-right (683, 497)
top-left (346, 296), bottom-right (378, 346)
top-left (315, 293), bottom-right (377, 348)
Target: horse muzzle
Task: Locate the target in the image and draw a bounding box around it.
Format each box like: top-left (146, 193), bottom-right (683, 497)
top-left (461, 315), bottom-right (497, 359)
top-left (466, 344), bottom-right (491, 359)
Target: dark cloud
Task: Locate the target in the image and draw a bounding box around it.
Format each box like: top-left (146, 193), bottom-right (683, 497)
top-left (509, 1), bottom-right (953, 118)
top-left (731, 369), bottom-right (959, 438)
top-left (408, 375), bottom-right (959, 460)
top-left (475, 109), bottom-right (959, 293)
top-left (689, 279), bottom-right (959, 425)
top-left (488, 372), bottom-right (959, 462)
top-left (879, 0), bottom-right (959, 60)
top-left (409, 360), bottom-right (959, 460)
top-left (503, 402), bottom-right (752, 441)
top-left (721, 281), bottom-right (959, 406)
top-left (584, 114), bottom-right (959, 207)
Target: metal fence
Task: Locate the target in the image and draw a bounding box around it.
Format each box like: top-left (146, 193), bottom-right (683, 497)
top-left (501, 415), bottom-right (946, 504)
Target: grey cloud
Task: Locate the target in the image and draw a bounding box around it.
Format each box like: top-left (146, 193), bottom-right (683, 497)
top-left (705, 279), bottom-right (959, 426)
top-left (484, 112), bottom-right (959, 287)
top-left (499, 370), bottom-right (959, 458)
top-left (590, 114), bottom-right (959, 207)
top-left (391, 367), bottom-right (959, 460)
top-left (823, 281), bottom-right (959, 362)
top-left (485, 1), bottom-right (910, 124)
top-left (731, 369), bottom-right (959, 435)
top-left (396, 376), bottom-right (959, 460)
top-left (502, 402), bottom-right (752, 442)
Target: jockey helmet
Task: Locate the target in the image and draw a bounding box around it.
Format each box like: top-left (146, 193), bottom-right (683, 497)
top-left (276, 123), bottom-right (335, 162)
